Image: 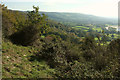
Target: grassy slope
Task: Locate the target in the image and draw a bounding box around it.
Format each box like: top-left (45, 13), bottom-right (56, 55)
top-left (2, 41), bottom-right (54, 78)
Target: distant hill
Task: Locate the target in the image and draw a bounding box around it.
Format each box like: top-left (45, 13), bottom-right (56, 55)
top-left (40, 12), bottom-right (117, 26)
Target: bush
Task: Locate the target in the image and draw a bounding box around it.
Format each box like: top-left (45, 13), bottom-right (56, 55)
top-left (9, 6), bottom-right (49, 46)
top-left (108, 39), bottom-right (120, 54)
top-left (81, 37), bottom-right (97, 60)
top-left (10, 26), bottom-right (39, 46)
top-left (34, 41), bottom-right (81, 68)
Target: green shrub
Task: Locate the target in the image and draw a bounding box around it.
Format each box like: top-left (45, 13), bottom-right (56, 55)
top-left (9, 6), bottom-right (49, 46)
top-left (108, 39), bottom-right (120, 54)
top-left (10, 26), bottom-right (39, 46)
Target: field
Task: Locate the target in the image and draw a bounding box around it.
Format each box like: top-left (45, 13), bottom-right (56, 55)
top-left (72, 26), bottom-right (102, 32)
top-left (72, 26), bottom-right (119, 43)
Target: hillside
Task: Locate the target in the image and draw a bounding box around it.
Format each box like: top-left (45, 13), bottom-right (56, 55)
top-left (40, 12), bottom-right (117, 26)
top-left (2, 41), bottom-right (54, 78)
top-left (2, 4), bottom-right (120, 79)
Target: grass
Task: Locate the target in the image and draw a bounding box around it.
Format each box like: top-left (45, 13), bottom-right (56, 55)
top-left (2, 41), bottom-right (55, 78)
top-left (94, 38), bottom-right (98, 40)
top-left (72, 26), bottom-right (102, 32)
top-left (75, 26), bottom-right (89, 29)
top-left (108, 34), bottom-right (119, 39)
top-left (72, 26), bottom-right (89, 30)
top-left (92, 27), bottom-right (102, 32)
top-left (41, 35), bottom-right (45, 38)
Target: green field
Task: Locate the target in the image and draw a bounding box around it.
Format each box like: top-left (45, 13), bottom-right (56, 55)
top-left (72, 26), bottom-right (89, 30)
top-left (72, 26), bottom-right (119, 44)
top-left (72, 26), bottom-right (102, 32)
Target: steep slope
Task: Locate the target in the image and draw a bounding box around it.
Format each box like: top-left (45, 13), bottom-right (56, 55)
top-left (2, 41), bottom-right (54, 78)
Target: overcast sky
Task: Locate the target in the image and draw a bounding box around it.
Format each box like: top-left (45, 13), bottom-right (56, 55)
top-left (1, 0), bottom-right (120, 18)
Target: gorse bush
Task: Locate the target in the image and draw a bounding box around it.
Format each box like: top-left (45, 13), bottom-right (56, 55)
top-left (81, 37), bottom-right (97, 60)
top-left (37, 41), bottom-right (81, 68)
top-left (2, 4), bottom-right (26, 38)
top-left (10, 26), bottom-right (39, 46)
top-left (51, 38), bottom-right (120, 78)
top-left (109, 39), bottom-right (120, 54)
top-left (9, 6), bottom-right (49, 46)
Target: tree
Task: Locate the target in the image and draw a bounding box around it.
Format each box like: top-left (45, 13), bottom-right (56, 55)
top-left (10, 6), bottom-right (49, 46)
top-left (27, 6), bottom-right (49, 35)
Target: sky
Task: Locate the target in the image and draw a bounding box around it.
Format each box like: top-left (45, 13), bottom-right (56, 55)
top-left (1, 0), bottom-right (120, 18)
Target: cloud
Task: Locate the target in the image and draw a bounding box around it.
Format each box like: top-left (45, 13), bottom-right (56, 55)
top-left (2, 0), bottom-right (78, 3)
top-left (53, 0), bottom-right (119, 17)
top-left (2, 0), bottom-right (39, 2)
top-left (2, 0), bottom-right (120, 17)
top-left (41, 0), bottom-right (81, 7)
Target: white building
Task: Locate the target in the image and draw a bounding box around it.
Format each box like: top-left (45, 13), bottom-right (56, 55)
top-left (105, 25), bottom-right (120, 31)
top-left (117, 27), bottom-right (120, 31)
